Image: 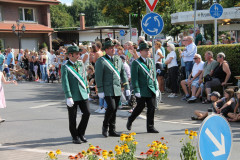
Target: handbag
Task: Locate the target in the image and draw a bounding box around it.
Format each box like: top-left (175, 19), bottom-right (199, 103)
top-left (203, 74), bottom-right (212, 83)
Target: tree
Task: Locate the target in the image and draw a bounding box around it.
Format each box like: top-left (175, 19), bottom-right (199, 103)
top-left (50, 4), bottom-right (75, 28)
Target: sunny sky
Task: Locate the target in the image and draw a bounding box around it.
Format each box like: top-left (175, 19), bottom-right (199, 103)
top-left (60, 0), bottom-right (73, 6)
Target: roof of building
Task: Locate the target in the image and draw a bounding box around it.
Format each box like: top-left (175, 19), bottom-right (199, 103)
top-left (0, 0), bottom-right (60, 5)
top-left (0, 23), bottom-right (54, 33)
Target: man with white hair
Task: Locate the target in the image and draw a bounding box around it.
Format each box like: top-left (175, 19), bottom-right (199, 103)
top-left (179, 36), bottom-right (197, 79)
top-left (180, 54), bottom-right (204, 101)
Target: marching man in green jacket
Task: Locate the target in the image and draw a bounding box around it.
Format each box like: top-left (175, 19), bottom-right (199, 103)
top-left (95, 40), bottom-right (130, 137)
top-left (61, 46), bottom-right (90, 144)
top-left (127, 42), bottom-right (160, 133)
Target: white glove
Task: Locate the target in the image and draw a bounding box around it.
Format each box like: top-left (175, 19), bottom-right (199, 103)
top-left (87, 94), bottom-right (89, 99)
top-left (126, 90), bottom-right (131, 96)
top-left (98, 92), bottom-right (105, 99)
top-left (135, 93), bottom-right (141, 98)
top-left (66, 98), bottom-right (74, 107)
top-left (156, 90), bottom-right (160, 97)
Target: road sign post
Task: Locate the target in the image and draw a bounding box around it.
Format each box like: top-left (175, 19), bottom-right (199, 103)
top-left (198, 115), bottom-right (232, 160)
top-left (210, 3), bottom-right (223, 45)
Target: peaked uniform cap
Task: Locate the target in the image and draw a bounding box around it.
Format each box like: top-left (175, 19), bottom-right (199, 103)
top-left (67, 46), bottom-right (79, 54)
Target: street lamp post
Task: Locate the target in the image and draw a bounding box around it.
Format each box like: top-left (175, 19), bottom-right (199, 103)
top-left (11, 20), bottom-right (26, 53)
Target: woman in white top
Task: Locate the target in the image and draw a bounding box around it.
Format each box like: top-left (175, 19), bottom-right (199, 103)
top-left (80, 45), bottom-right (89, 68)
top-left (165, 43), bottom-right (178, 98)
top-left (155, 41), bottom-right (165, 93)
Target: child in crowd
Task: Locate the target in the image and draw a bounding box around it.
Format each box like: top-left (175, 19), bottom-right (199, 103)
top-left (227, 89), bottom-right (240, 122)
top-left (49, 65), bottom-right (57, 82)
top-left (191, 91), bottom-right (221, 120)
top-left (12, 64), bottom-right (25, 81)
top-left (216, 88), bottom-right (235, 117)
top-left (3, 64), bottom-right (10, 80)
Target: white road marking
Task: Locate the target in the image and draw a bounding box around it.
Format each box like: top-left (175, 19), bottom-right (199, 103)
top-left (138, 114), bottom-right (201, 126)
top-left (0, 145), bottom-right (75, 156)
top-left (30, 101), bottom-right (64, 109)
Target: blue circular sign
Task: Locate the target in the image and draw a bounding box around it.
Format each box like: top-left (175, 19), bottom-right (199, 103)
top-left (198, 115), bottom-right (232, 160)
top-left (210, 3), bottom-right (223, 18)
top-left (141, 12), bottom-right (164, 36)
top-left (119, 30), bottom-right (125, 36)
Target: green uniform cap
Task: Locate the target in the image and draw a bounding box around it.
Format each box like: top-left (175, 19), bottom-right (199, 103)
top-left (67, 46), bottom-right (80, 54)
top-left (137, 42), bottom-right (151, 51)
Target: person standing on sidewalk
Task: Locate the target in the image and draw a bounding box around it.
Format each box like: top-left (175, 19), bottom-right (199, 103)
top-left (126, 42), bottom-right (159, 133)
top-left (95, 39), bottom-right (130, 137)
top-left (61, 46), bottom-right (90, 144)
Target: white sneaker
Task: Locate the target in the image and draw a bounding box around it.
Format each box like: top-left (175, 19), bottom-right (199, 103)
top-left (98, 108), bottom-right (106, 114)
top-left (169, 93), bottom-right (178, 98)
top-left (168, 93), bottom-right (173, 97)
top-left (95, 107), bottom-right (102, 113)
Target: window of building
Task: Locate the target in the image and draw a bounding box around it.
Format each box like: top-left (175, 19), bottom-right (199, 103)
top-left (19, 7), bottom-right (35, 22)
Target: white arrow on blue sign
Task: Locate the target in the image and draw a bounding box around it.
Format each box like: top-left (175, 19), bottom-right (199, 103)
top-left (198, 115), bottom-right (232, 160)
top-left (141, 12), bottom-right (164, 36)
top-left (119, 30), bottom-right (125, 36)
top-left (210, 3), bottom-right (223, 18)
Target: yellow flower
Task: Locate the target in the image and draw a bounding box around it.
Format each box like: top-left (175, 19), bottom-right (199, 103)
top-left (102, 150), bottom-right (108, 156)
top-left (120, 136), bottom-right (126, 141)
top-left (48, 152), bottom-right (56, 159)
top-left (189, 135), bottom-right (193, 139)
top-left (82, 150), bottom-right (86, 155)
top-left (185, 129), bottom-right (189, 135)
top-left (125, 148), bottom-right (130, 153)
top-left (147, 144), bottom-right (151, 147)
top-left (115, 145), bottom-right (120, 151)
top-left (56, 149), bottom-right (61, 155)
top-left (116, 151), bottom-right (122, 155)
top-left (111, 158), bottom-right (115, 160)
top-left (130, 132), bottom-right (136, 135)
top-left (133, 141), bottom-right (138, 145)
top-left (124, 144), bottom-right (128, 150)
top-left (160, 150), bottom-right (165, 154)
top-left (103, 155), bottom-right (108, 159)
top-left (193, 131), bottom-right (198, 137)
top-left (163, 146), bottom-right (168, 150)
top-left (89, 145), bottom-right (95, 150)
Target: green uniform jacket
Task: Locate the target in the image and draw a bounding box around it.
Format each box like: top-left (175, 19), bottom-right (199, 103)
top-left (95, 54), bottom-right (130, 96)
top-left (61, 60), bottom-right (89, 101)
top-left (131, 57), bottom-right (158, 97)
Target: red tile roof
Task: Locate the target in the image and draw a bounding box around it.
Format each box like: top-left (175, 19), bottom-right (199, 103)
top-left (0, 23), bottom-right (54, 33)
top-left (0, 0), bottom-right (60, 5)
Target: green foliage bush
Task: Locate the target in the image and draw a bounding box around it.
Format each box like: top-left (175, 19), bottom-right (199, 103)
top-left (175, 44), bottom-right (240, 84)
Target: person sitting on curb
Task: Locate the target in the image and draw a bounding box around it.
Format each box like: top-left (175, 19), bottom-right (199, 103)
top-left (191, 91), bottom-right (221, 120)
top-left (180, 54), bottom-right (204, 101)
top-left (227, 89), bottom-right (240, 122)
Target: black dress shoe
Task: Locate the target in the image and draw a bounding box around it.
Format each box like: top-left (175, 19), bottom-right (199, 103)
top-left (109, 131), bottom-right (120, 137)
top-left (126, 120), bottom-right (132, 131)
top-left (147, 128), bottom-right (159, 133)
top-left (72, 138), bottom-right (81, 144)
top-left (102, 126), bottom-right (109, 137)
top-left (79, 135), bottom-right (88, 143)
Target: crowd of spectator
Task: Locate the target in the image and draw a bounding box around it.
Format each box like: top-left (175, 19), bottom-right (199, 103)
top-left (1, 31), bottom-right (239, 121)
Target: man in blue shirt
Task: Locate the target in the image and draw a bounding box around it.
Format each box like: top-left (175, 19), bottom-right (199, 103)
top-left (0, 50), bottom-right (5, 71)
top-left (6, 48), bottom-right (15, 69)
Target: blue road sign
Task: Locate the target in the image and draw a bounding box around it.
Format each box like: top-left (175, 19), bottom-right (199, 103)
top-left (141, 12), bottom-right (164, 36)
top-left (210, 3), bottom-right (223, 18)
top-left (198, 115), bottom-right (232, 160)
top-left (119, 30), bottom-right (125, 36)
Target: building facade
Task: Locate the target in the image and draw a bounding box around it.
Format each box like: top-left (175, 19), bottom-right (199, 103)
top-left (0, 0), bottom-right (59, 53)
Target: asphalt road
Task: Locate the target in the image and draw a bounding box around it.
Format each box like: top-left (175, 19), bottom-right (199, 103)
top-left (0, 82), bottom-right (239, 160)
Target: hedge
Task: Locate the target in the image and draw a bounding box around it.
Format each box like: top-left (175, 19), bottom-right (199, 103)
top-left (175, 44), bottom-right (240, 84)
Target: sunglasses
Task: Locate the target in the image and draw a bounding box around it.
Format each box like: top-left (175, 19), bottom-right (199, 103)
top-left (193, 57), bottom-right (198, 60)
